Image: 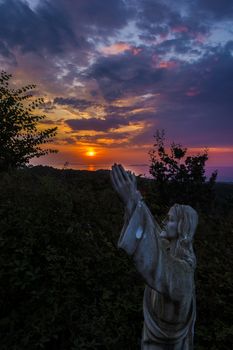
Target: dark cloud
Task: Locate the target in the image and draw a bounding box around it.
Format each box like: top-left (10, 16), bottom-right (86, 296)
top-left (104, 97), bottom-right (157, 116)
top-left (196, 0), bottom-right (233, 20)
top-left (136, 0), bottom-right (180, 29)
top-left (65, 116), bottom-right (132, 132)
top-left (0, 0), bottom-right (132, 59)
top-left (54, 97), bottom-right (95, 110)
top-left (53, 0), bottom-right (133, 34)
top-left (146, 44), bottom-right (233, 147)
top-left (165, 44), bottom-right (233, 107)
top-left (86, 50), bottom-right (164, 100)
top-left (155, 38), bottom-right (192, 55)
top-left (0, 0), bottom-right (80, 55)
top-left (136, 0), bottom-right (208, 40)
top-left (0, 0), bottom-right (231, 67)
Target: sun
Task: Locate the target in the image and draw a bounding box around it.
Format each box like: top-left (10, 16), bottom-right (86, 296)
top-left (86, 149), bottom-right (96, 157)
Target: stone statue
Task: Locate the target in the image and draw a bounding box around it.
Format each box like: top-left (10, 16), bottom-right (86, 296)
top-left (110, 163), bottom-right (199, 350)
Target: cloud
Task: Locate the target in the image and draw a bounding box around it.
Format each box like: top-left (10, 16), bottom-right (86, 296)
top-left (136, 0), bottom-right (208, 38)
top-left (86, 50), bottom-right (164, 101)
top-left (146, 44), bottom-right (233, 147)
top-left (54, 97), bottom-right (95, 110)
top-left (52, 0), bottom-right (133, 34)
top-left (0, 0), bottom-right (133, 57)
top-left (196, 0), bottom-right (233, 20)
top-left (0, 0), bottom-right (137, 98)
top-left (65, 116), bottom-right (132, 132)
top-left (61, 37), bottom-right (233, 147)
top-left (0, 0), bottom-right (80, 55)
top-left (76, 131), bottom-right (130, 143)
top-left (100, 42), bottom-right (141, 56)
top-left (88, 41), bottom-right (233, 147)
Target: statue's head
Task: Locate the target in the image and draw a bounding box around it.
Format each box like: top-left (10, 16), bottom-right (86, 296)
top-left (161, 203), bottom-right (199, 268)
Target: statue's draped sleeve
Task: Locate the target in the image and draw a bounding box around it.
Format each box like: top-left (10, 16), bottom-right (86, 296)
top-left (118, 200), bottom-right (193, 301)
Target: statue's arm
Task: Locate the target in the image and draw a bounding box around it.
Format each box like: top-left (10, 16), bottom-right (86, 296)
top-left (117, 199), bottom-right (166, 293)
top-left (110, 164), bottom-right (164, 291)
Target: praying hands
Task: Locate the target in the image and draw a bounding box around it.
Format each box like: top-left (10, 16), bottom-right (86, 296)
top-left (110, 163), bottom-right (142, 215)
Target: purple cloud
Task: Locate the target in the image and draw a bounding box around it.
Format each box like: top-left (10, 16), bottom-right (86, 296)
top-left (54, 97), bottom-right (95, 110)
top-left (66, 116), bottom-right (132, 132)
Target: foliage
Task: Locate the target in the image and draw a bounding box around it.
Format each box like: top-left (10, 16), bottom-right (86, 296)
top-left (0, 166), bottom-right (232, 349)
top-left (0, 167), bottom-right (143, 350)
top-left (0, 71), bottom-right (58, 171)
top-left (149, 129), bottom-right (218, 215)
top-left (194, 210), bottom-right (233, 350)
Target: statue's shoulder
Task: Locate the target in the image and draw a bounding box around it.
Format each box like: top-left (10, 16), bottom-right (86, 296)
top-left (159, 239), bottom-right (195, 273)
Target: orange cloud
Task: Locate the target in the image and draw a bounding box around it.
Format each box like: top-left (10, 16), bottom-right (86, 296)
top-left (159, 61), bottom-right (178, 69)
top-left (100, 42), bottom-right (141, 56)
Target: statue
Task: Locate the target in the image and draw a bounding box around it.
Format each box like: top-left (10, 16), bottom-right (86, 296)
top-left (110, 163), bottom-right (199, 350)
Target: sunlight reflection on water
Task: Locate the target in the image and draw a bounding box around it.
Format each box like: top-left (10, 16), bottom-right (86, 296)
top-left (62, 163), bottom-right (150, 177)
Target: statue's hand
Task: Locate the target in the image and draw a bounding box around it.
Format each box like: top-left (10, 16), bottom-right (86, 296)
top-left (110, 163), bottom-right (141, 211)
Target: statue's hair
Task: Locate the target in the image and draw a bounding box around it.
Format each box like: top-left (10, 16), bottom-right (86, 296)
top-left (171, 203), bottom-right (198, 269)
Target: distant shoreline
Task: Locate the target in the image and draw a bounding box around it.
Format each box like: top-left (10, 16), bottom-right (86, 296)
top-left (29, 163), bottom-right (233, 183)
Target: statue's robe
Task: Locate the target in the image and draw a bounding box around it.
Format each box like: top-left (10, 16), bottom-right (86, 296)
top-left (118, 200), bottom-right (196, 350)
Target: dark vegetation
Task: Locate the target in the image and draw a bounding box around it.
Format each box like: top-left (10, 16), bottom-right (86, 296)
top-left (0, 71), bottom-right (58, 172)
top-left (0, 165), bottom-right (232, 350)
top-left (148, 129), bottom-right (218, 216)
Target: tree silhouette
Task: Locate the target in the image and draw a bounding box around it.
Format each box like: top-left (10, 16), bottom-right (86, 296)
top-left (148, 129), bottom-right (218, 214)
top-left (0, 71), bottom-right (58, 171)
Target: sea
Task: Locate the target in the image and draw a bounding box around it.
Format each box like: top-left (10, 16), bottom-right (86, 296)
top-left (51, 163), bottom-right (233, 183)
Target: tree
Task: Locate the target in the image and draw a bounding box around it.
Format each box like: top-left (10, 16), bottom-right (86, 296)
top-left (0, 71), bottom-right (58, 171)
top-left (148, 129), bottom-right (218, 214)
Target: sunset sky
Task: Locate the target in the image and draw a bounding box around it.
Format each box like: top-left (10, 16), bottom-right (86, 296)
top-left (1, 0), bottom-right (233, 180)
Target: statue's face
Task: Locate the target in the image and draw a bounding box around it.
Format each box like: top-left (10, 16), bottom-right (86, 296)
top-left (160, 208), bottom-right (178, 240)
